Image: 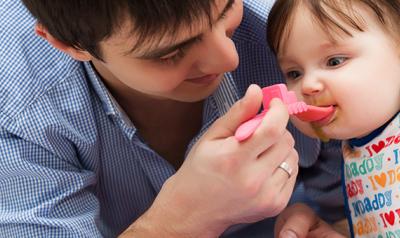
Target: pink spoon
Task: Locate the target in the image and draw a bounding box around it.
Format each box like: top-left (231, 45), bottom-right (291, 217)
top-left (294, 105), bottom-right (334, 122)
top-left (234, 84), bottom-right (334, 142)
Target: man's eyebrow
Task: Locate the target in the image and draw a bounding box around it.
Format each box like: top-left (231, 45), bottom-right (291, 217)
top-left (136, 0), bottom-right (235, 59)
top-left (136, 35), bottom-right (203, 59)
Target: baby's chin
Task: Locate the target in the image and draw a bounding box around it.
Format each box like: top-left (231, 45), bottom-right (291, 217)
top-left (290, 119), bottom-right (323, 138)
top-left (293, 121), bottom-right (362, 141)
top-left (290, 118), bottom-right (335, 141)
top-left (298, 125), bottom-right (331, 141)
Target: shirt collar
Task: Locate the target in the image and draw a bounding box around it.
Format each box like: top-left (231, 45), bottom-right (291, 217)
top-left (83, 62), bottom-right (136, 135)
top-left (348, 112), bottom-right (399, 147)
top-left (185, 73), bottom-right (240, 156)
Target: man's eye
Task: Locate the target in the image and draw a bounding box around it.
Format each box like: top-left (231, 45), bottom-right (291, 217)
top-left (286, 70), bottom-right (302, 80)
top-left (158, 49), bottom-right (186, 65)
top-left (157, 36), bottom-right (203, 65)
top-left (327, 56), bottom-right (347, 67)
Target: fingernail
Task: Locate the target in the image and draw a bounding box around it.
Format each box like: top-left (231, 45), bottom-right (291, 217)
top-left (244, 84), bottom-right (255, 96)
top-left (280, 230), bottom-right (298, 238)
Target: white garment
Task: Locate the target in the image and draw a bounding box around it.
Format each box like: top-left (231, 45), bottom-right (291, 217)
top-left (343, 112), bottom-right (400, 237)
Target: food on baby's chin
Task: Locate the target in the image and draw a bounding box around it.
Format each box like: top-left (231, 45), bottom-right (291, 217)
top-left (311, 124), bottom-right (330, 143)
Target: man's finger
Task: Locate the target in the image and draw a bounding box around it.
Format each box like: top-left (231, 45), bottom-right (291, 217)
top-left (307, 220), bottom-right (347, 238)
top-left (275, 204), bottom-right (318, 238)
top-left (203, 84), bottom-right (263, 140)
top-left (241, 98), bottom-right (290, 152)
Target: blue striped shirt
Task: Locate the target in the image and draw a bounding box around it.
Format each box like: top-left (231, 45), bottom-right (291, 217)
top-left (0, 0), bottom-right (344, 237)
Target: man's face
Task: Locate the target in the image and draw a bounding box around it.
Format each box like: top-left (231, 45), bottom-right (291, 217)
top-left (91, 0), bottom-right (243, 102)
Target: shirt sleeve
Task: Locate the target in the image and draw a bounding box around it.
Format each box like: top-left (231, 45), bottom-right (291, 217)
top-left (0, 127), bottom-right (103, 237)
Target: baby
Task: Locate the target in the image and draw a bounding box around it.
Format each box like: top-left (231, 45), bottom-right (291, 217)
top-left (267, 0), bottom-right (400, 237)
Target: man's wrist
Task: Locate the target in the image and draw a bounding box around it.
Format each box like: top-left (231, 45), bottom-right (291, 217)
top-left (119, 179), bottom-right (227, 238)
top-left (119, 204), bottom-right (217, 238)
top-left (119, 209), bottom-right (176, 238)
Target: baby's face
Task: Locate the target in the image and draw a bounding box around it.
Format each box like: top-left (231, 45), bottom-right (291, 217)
top-left (277, 4), bottom-right (400, 140)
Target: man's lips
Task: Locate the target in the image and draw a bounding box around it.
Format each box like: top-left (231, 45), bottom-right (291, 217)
top-left (185, 74), bottom-right (220, 84)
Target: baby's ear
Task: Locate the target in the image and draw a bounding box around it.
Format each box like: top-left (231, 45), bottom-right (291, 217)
top-left (34, 23), bottom-right (93, 62)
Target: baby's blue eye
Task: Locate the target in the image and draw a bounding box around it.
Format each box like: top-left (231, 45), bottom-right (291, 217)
top-left (327, 56), bottom-right (347, 67)
top-left (286, 70), bottom-right (302, 80)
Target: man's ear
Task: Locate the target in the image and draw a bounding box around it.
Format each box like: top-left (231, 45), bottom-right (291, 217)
top-left (35, 23), bottom-right (93, 62)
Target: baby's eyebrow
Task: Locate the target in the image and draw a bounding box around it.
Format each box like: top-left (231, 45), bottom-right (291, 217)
top-left (319, 42), bottom-right (337, 50)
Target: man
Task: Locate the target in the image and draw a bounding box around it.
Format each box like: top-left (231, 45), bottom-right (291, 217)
top-left (0, 0), bottom-right (344, 237)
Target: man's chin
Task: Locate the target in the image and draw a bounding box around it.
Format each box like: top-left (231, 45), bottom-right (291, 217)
top-left (179, 82), bottom-right (222, 102)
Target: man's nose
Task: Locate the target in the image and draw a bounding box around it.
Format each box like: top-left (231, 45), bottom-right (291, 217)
top-left (195, 30), bottom-right (239, 74)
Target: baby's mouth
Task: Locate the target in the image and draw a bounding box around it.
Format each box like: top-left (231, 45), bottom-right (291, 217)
top-left (293, 104), bottom-right (335, 122)
top-left (309, 105), bottom-right (337, 126)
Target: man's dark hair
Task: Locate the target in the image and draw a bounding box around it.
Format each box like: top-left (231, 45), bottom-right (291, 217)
top-left (22, 0), bottom-right (215, 60)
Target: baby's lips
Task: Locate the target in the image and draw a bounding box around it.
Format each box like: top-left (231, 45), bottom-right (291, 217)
top-left (294, 105), bottom-right (334, 122)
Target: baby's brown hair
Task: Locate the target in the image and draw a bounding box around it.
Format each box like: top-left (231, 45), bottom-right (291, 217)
top-left (267, 0), bottom-right (400, 56)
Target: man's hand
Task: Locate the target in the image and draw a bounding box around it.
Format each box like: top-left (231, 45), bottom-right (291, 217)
top-left (275, 203), bottom-right (348, 238)
top-left (121, 85), bottom-right (299, 238)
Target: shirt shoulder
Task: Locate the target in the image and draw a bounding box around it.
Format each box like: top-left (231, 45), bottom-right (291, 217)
top-left (0, 1), bottom-right (85, 128)
top-left (235, 0), bottom-right (275, 45)
top-left (231, 0), bottom-right (284, 98)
